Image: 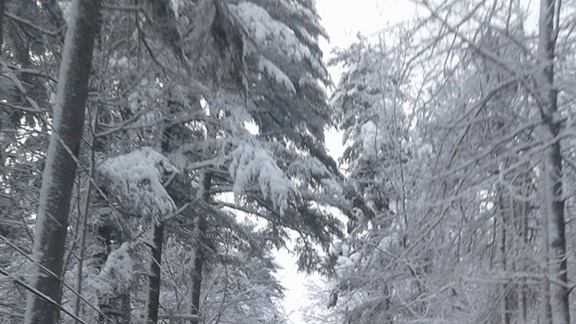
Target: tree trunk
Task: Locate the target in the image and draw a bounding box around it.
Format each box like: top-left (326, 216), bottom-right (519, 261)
top-left (189, 171), bottom-right (211, 324)
top-left (497, 184), bottom-right (519, 324)
top-left (538, 1), bottom-right (570, 323)
top-left (189, 225), bottom-right (204, 324)
top-left (519, 195), bottom-right (530, 322)
top-left (23, 1), bottom-right (101, 324)
top-left (0, 0), bottom-right (4, 51)
top-left (144, 99), bottom-right (190, 324)
top-left (145, 223), bottom-right (164, 324)
top-left (498, 186), bottom-right (511, 324)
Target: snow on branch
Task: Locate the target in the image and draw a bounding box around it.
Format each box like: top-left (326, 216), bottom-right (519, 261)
top-left (98, 147), bottom-right (178, 222)
top-left (229, 141), bottom-right (293, 213)
top-left (229, 1), bottom-right (325, 77)
top-left (288, 156), bottom-right (330, 179)
top-left (257, 56), bottom-right (296, 93)
top-left (91, 243), bottom-right (134, 298)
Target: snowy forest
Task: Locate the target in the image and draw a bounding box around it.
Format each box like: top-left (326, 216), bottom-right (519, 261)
top-left (1, 0), bottom-right (576, 323)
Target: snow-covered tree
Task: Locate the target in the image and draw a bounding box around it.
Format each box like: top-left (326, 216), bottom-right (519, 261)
top-left (332, 34), bottom-right (411, 231)
top-left (317, 1), bottom-right (576, 324)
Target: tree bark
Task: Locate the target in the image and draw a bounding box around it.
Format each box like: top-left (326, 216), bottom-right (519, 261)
top-left (497, 185), bottom-right (519, 324)
top-left (189, 171), bottom-right (211, 324)
top-left (144, 99), bottom-right (192, 324)
top-left (498, 186), bottom-right (511, 324)
top-left (145, 223), bottom-right (164, 324)
top-left (23, 1), bottom-right (102, 324)
top-left (538, 1), bottom-right (570, 323)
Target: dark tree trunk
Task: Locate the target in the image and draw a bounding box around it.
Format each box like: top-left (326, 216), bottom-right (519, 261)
top-left (519, 197), bottom-right (530, 322)
top-left (538, 1), bottom-right (570, 323)
top-left (145, 223), bottom-right (164, 324)
top-left (23, 1), bottom-right (101, 324)
top-left (498, 185), bottom-right (518, 324)
top-left (189, 171), bottom-right (211, 324)
top-left (144, 99), bottom-right (192, 324)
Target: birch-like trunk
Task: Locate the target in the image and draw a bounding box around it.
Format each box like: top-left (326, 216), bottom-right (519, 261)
top-left (23, 1), bottom-right (101, 323)
top-left (538, 1), bottom-right (570, 323)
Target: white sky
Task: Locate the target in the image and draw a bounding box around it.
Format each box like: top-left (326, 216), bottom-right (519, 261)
top-left (276, 1), bottom-right (417, 323)
top-left (317, 0), bottom-right (417, 48)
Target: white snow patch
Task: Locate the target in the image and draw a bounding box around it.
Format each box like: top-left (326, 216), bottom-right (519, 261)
top-left (230, 1), bottom-right (324, 76)
top-left (98, 147), bottom-right (178, 221)
top-left (360, 120), bottom-right (382, 158)
top-left (170, 0), bottom-right (182, 17)
top-left (92, 243), bottom-right (134, 297)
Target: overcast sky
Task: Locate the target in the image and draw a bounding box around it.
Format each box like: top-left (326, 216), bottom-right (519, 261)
top-left (317, 0), bottom-right (416, 48)
top-left (276, 1), bottom-right (417, 323)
